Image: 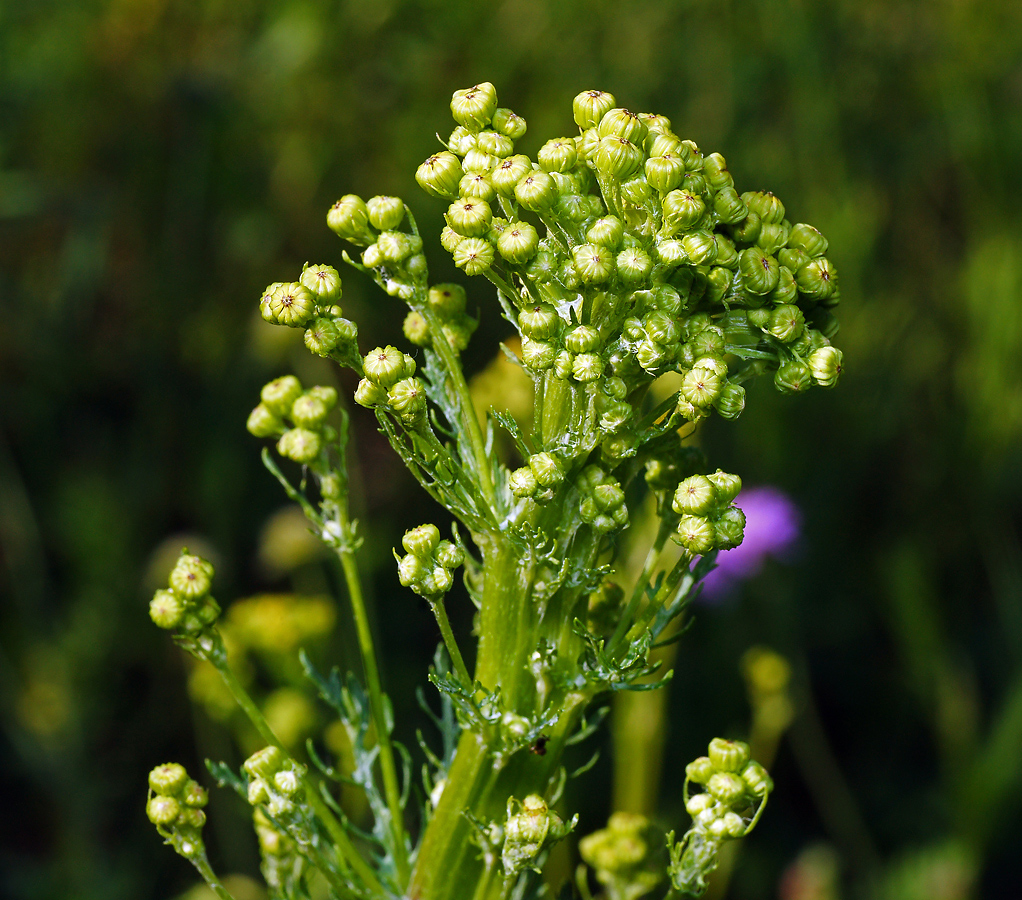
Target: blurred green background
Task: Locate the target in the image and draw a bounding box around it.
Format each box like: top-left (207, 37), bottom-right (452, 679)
top-left (1, 0), bottom-right (1021, 898)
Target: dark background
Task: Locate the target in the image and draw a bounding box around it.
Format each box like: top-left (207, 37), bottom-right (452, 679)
top-left (2, 1), bottom-right (1021, 898)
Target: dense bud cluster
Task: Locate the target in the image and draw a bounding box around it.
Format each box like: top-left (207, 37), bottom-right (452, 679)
top-left (578, 812), bottom-right (663, 900)
top-left (578, 465), bottom-right (629, 533)
top-left (668, 739), bottom-right (772, 896)
top-left (396, 524), bottom-right (465, 597)
top-left (243, 746), bottom-right (308, 825)
top-left (247, 376), bottom-right (338, 466)
top-left (259, 264), bottom-right (358, 359)
top-left (146, 763), bottom-right (210, 859)
top-left (353, 346), bottom-right (427, 426)
top-left (671, 471), bottom-right (745, 554)
top-left (403, 283), bottom-right (478, 353)
top-left (149, 551), bottom-right (220, 634)
top-left (508, 451), bottom-right (565, 501)
top-left (501, 793), bottom-right (575, 878)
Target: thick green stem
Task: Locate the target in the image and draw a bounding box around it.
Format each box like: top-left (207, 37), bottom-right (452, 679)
top-left (214, 656), bottom-right (386, 897)
top-left (335, 504), bottom-right (411, 886)
top-left (190, 850), bottom-right (237, 900)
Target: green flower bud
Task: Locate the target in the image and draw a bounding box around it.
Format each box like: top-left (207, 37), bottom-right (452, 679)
top-left (681, 365), bottom-right (724, 408)
top-left (364, 346), bottom-right (410, 387)
top-left (731, 210), bottom-right (761, 244)
top-left (451, 82), bottom-right (498, 129)
top-left (247, 404), bottom-right (284, 439)
top-left (565, 324), bottom-right (601, 353)
top-left (366, 195), bottom-right (405, 231)
top-left (743, 191), bottom-right (785, 224)
top-left (573, 90), bottom-right (617, 129)
top-left (673, 475), bottom-right (717, 516)
top-left (593, 482), bottom-right (625, 513)
top-left (685, 793), bottom-right (715, 819)
top-left (587, 216), bottom-right (624, 250)
top-left (722, 811), bottom-right (746, 838)
top-left (767, 305), bottom-right (805, 343)
top-left (300, 317), bottom-right (340, 356)
top-left (300, 264), bottom-right (342, 305)
top-left (497, 221), bottom-right (540, 264)
top-left (713, 382), bottom-right (746, 419)
top-left (327, 195), bottom-right (372, 241)
top-left (462, 148), bottom-right (499, 175)
top-left (681, 171), bottom-right (707, 195)
top-left (649, 131), bottom-right (684, 158)
top-left (707, 470), bottom-right (742, 504)
top-left (452, 236), bottom-right (495, 275)
top-left (702, 153), bottom-right (734, 191)
top-left (707, 772), bottom-right (747, 806)
top-left (713, 186), bottom-right (748, 225)
top-left (663, 190), bottom-right (705, 231)
top-left (244, 746), bottom-right (285, 780)
top-left (354, 378), bottom-right (388, 407)
top-left (426, 283), bottom-right (466, 318)
top-left (747, 307), bottom-right (771, 329)
top-left (768, 266), bottom-right (797, 306)
top-left (636, 340), bottom-right (668, 371)
top-left (169, 554), bottom-right (214, 602)
top-left (599, 399), bottom-right (632, 431)
top-left (593, 136), bottom-right (643, 179)
top-left (703, 266), bottom-right (731, 305)
top-left (787, 223), bottom-right (828, 258)
top-left (362, 243), bottom-right (384, 268)
top-left (713, 506), bottom-right (746, 550)
top-left (447, 197), bottom-right (493, 237)
top-left (398, 553), bottom-right (425, 587)
top-left (491, 107), bottom-right (527, 140)
top-left (447, 126), bottom-right (477, 155)
top-left (572, 352), bottom-right (604, 382)
top-left (576, 127), bottom-right (602, 164)
top-left (708, 738), bottom-right (751, 773)
top-left (774, 359), bottom-right (812, 394)
top-left (514, 170), bottom-right (557, 211)
top-left (265, 283), bottom-right (317, 328)
top-left (290, 394), bottom-right (329, 429)
top-left (273, 768), bottom-right (302, 798)
top-left (598, 108), bottom-right (648, 146)
top-left (147, 794), bottom-right (181, 826)
top-left (459, 172), bottom-right (497, 203)
top-left (181, 780), bottom-right (208, 808)
top-left (686, 756), bottom-right (716, 785)
top-left (681, 231), bottom-right (718, 266)
top-left (741, 761), bottom-right (774, 797)
top-left (515, 303), bottom-right (558, 340)
top-left (402, 523), bottom-right (440, 558)
top-left (675, 515), bottom-right (716, 554)
top-left (387, 377), bottom-right (427, 420)
top-left (641, 311), bottom-right (677, 346)
top-left (277, 428), bottom-right (322, 465)
top-left (809, 346), bottom-right (843, 387)
top-left (778, 247), bottom-right (808, 273)
top-left (506, 465), bottom-right (537, 498)
top-left (436, 541), bottom-right (464, 569)
top-left (616, 247), bottom-right (653, 284)
top-left (490, 155), bottom-right (533, 196)
top-left (796, 257), bottom-right (838, 300)
top-left (426, 566), bottom-right (454, 595)
top-left (417, 152), bottom-right (464, 200)
top-left (645, 153), bottom-right (685, 194)
top-left (440, 225), bottom-right (465, 254)
top-left (529, 452), bottom-right (564, 487)
top-left (739, 247), bottom-right (781, 296)
top-left (572, 243), bottom-right (615, 284)
top-left (534, 137), bottom-right (577, 173)
top-left (149, 763), bottom-right (189, 796)
top-left (756, 221), bottom-right (789, 255)
top-left (521, 338), bottom-right (557, 370)
top-left (476, 130), bottom-right (514, 158)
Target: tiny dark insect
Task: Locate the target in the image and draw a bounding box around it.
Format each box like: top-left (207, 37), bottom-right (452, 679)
top-left (529, 735), bottom-right (549, 755)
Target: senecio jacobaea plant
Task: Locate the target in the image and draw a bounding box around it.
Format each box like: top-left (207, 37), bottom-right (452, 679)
top-left (148, 82), bottom-right (843, 900)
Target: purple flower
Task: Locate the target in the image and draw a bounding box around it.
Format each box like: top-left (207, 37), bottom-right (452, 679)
top-left (700, 486), bottom-right (801, 599)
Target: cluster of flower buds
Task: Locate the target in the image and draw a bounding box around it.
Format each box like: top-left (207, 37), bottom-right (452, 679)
top-left (243, 746), bottom-right (307, 826)
top-left (146, 763), bottom-right (210, 860)
top-left (578, 811), bottom-right (663, 900)
top-left (253, 807), bottom-right (300, 894)
top-left (247, 375), bottom-right (339, 466)
top-left (149, 551), bottom-right (220, 635)
top-left (403, 283), bottom-right (478, 354)
top-left (683, 739), bottom-right (772, 842)
top-left (327, 194), bottom-right (428, 300)
top-left (353, 345), bottom-right (427, 427)
top-left (259, 264), bottom-right (358, 359)
top-left (578, 465), bottom-right (629, 533)
top-left (668, 740), bottom-right (772, 896)
top-left (396, 524), bottom-right (465, 597)
top-left (406, 84), bottom-right (845, 458)
top-left (501, 793), bottom-right (576, 878)
top-left (508, 451), bottom-right (565, 501)
top-left (671, 471), bottom-right (745, 555)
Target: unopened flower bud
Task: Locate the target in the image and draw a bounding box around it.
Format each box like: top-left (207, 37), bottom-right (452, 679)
top-left (277, 428), bottom-right (322, 465)
top-left (327, 195), bottom-right (372, 241)
top-left (809, 346), bottom-right (843, 387)
top-left (417, 152), bottom-right (464, 200)
top-left (150, 589), bottom-right (186, 629)
top-left (273, 768), bottom-right (302, 798)
top-left (534, 137), bottom-right (576, 173)
top-left (462, 148), bottom-right (498, 175)
top-left (714, 382), bottom-right (746, 419)
top-left (565, 325), bottom-right (601, 354)
top-left (757, 222), bottom-right (790, 255)
top-left (451, 82), bottom-right (498, 130)
top-left (509, 466), bottom-right (538, 498)
top-left (768, 305), bottom-right (805, 343)
top-left (169, 554), bottom-right (214, 602)
top-left (741, 761), bottom-right (774, 797)
top-left (663, 190), bottom-right (705, 231)
top-left (774, 359), bottom-right (812, 394)
top-left (573, 90), bottom-right (617, 129)
top-left (675, 515), bottom-right (716, 554)
top-left (244, 746), bottom-right (286, 780)
top-left (446, 197), bottom-right (492, 237)
top-left (518, 303), bottom-right (560, 340)
top-left (731, 211), bottom-right (762, 244)
top-left (149, 763), bottom-right (188, 796)
top-left (514, 170), bottom-right (557, 211)
top-left (490, 155), bottom-right (533, 196)
top-left (521, 339), bottom-right (557, 370)
top-left (743, 191), bottom-right (785, 224)
top-left (181, 780), bottom-right (208, 808)
top-left (300, 264), bottom-right (342, 304)
top-left (265, 283), bottom-right (317, 328)
top-left (303, 318), bottom-right (341, 357)
top-left (147, 795), bottom-right (181, 826)
top-left (701, 153), bottom-right (733, 190)
top-left (682, 231), bottom-right (718, 266)
top-left (681, 365), bottom-right (724, 408)
top-left (584, 216), bottom-right (623, 250)
top-left (364, 346), bottom-right (409, 388)
top-left (645, 153), bottom-right (685, 194)
top-left (616, 247), bottom-right (653, 284)
top-left (593, 136), bottom-right (642, 179)
top-left (572, 243), bottom-right (615, 284)
top-left (686, 792), bottom-right (715, 818)
top-left (497, 221), bottom-right (539, 264)
top-left (708, 771), bottom-right (747, 806)
top-left (492, 107), bottom-right (527, 140)
top-left (796, 257), bottom-right (838, 300)
top-left (572, 353), bottom-right (604, 382)
top-left (529, 452), bottom-right (564, 487)
top-left (708, 738), bottom-right (750, 773)
top-left (476, 130), bottom-right (514, 158)
top-left (674, 475), bottom-right (716, 516)
top-left (713, 186), bottom-right (747, 225)
top-left (388, 378), bottom-right (427, 419)
top-left (452, 237), bottom-right (495, 275)
top-left (739, 248), bottom-right (780, 295)
top-left (354, 378), bottom-right (388, 407)
top-left (787, 223), bottom-right (828, 258)
top-left (290, 393), bottom-right (329, 429)
top-left (686, 756), bottom-right (716, 785)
